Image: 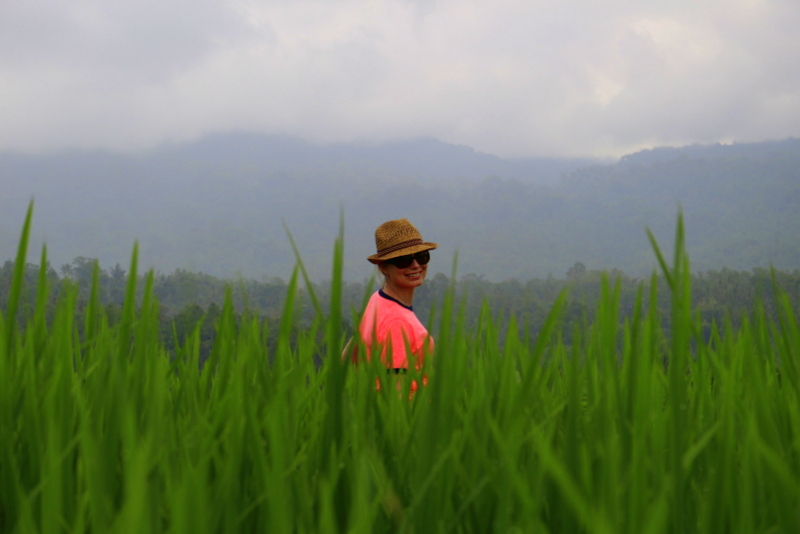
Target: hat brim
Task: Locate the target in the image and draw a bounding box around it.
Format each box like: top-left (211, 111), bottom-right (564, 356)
top-left (367, 242), bottom-right (438, 264)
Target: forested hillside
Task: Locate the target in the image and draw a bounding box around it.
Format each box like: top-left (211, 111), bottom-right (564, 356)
top-left (1, 135), bottom-right (798, 281)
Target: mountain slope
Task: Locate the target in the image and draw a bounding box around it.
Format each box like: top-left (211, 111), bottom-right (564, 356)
top-left (2, 135), bottom-right (798, 281)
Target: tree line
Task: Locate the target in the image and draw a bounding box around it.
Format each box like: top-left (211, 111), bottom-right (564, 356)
top-left (3, 256), bottom-right (798, 363)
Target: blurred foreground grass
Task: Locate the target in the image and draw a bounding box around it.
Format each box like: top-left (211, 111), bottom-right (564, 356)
top-left (2, 204), bottom-right (800, 533)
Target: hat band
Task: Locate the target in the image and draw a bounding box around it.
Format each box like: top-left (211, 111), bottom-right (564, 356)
top-left (376, 238), bottom-right (424, 257)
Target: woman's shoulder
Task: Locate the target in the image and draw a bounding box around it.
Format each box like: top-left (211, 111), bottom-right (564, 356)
top-left (382, 306), bottom-right (426, 333)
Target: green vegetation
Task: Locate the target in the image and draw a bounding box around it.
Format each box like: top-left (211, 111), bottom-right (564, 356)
top-left (2, 205), bottom-right (800, 532)
top-left (3, 252), bottom-right (799, 365)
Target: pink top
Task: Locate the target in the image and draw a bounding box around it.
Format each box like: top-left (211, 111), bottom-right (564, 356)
top-left (358, 290), bottom-right (434, 370)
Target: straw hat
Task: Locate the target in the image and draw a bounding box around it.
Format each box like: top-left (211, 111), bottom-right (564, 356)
top-left (367, 218), bottom-right (438, 264)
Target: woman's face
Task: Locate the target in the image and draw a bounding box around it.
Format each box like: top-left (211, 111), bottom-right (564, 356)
top-left (380, 256), bottom-right (428, 290)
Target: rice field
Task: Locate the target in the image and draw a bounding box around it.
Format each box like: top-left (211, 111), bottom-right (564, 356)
top-left (2, 205), bottom-right (800, 533)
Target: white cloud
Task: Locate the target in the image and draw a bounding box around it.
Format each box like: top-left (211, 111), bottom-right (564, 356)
top-left (1, 0), bottom-right (799, 157)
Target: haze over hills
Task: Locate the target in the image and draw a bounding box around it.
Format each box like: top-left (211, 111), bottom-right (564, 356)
top-left (1, 134), bottom-right (798, 282)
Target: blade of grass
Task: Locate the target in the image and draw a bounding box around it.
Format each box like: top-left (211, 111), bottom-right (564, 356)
top-left (4, 201), bottom-right (34, 356)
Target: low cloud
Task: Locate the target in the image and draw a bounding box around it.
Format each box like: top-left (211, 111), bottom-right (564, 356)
top-left (1, 0), bottom-right (798, 158)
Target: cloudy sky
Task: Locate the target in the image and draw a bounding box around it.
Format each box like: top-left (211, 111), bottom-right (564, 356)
top-left (2, 0), bottom-right (799, 158)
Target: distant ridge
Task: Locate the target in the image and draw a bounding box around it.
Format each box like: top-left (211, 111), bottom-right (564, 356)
top-left (153, 132), bottom-right (602, 184)
top-left (2, 134), bottom-right (799, 281)
top-left (619, 137), bottom-right (800, 165)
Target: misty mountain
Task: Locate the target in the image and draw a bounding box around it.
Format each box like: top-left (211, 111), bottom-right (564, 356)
top-left (159, 133), bottom-right (602, 184)
top-left (1, 134), bottom-right (798, 281)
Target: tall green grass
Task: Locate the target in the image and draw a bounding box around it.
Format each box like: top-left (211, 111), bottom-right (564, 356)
top-left (2, 203), bottom-right (800, 533)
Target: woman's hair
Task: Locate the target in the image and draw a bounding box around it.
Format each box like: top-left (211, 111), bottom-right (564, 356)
top-left (376, 263), bottom-right (387, 282)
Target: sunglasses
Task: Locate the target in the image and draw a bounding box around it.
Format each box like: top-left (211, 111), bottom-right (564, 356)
top-left (385, 250), bottom-right (430, 269)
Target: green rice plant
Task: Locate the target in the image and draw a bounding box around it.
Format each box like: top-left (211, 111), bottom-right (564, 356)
top-left (2, 204), bottom-right (800, 533)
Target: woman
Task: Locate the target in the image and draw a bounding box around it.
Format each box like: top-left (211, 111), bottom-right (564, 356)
top-left (349, 218), bottom-right (436, 390)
